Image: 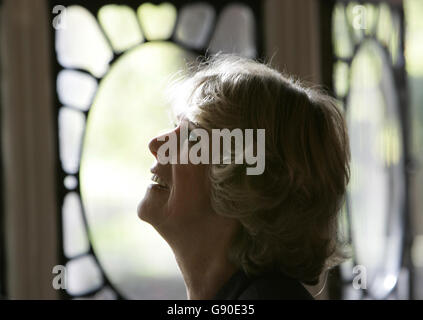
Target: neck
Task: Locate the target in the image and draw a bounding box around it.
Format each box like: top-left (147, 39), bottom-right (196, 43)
top-left (177, 250), bottom-right (237, 300)
top-left (166, 217), bottom-right (239, 300)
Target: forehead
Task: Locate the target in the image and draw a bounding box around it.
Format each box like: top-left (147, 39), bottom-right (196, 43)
top-left (176, 113), bottom-right (200, 128)
top-left (169, 80), bottom-right (203, 125)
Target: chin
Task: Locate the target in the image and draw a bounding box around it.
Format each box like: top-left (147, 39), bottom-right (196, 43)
top-left (137, 196), bottom-right (154, 222)
top-left (138, 182), bottom-right (174, 231)
top-left (137, 194), bottom-right (165, 227)
top-left (137, 200), bottom-right (146, 221)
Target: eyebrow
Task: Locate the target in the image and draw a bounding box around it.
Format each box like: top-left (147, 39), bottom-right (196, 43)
top-left (189, 120), bottom-right (200, 129)
top-left (177, 114), bottom-right (200, 129)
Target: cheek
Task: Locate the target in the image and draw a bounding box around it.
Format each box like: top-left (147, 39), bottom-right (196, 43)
top-left (171, 165), bottom-right (211, 216)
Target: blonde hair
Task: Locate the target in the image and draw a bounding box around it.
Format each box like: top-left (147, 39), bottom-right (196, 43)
top-left (170, 54), bottom-right (351, 285)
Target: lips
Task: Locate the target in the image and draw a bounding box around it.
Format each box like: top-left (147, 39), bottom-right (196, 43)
top-left (151, 174), bottom-right (169, 188)
top-left (150, 167), bottom-right (170, 190)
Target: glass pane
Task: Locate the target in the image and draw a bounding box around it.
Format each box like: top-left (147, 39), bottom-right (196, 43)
top-left (55, 6), bottom-right (113, 78)
top-left (333, 61), bottom-right (350, 98)
top-left (364, 3), bottom-right (379, 36)
top-left (347, 40), bottom-right (404, 299)
top-left (346, 2), bottom-right (365, 43)
top-left (58, 107), bottom-right (85, 174)
top-left (57, 70), bottom-right (97, 111)
top-left (80, 42), bottom-right (193, 299)
top-left (332, 3), bottom-right (354, 59)
top-left (175, 3), bottom-right (215, 49)
top-left (376, 3), bottom-right (393, 50)
top-left (66, 255), bottom-right (103, 295)
top-left (64, 175), bottom-right (78, 190)
top-left (62, 192), bottom-right (89, 258)
top-left (137, 3), bottom-right (177, 41)
top-left (405, 0), bottom-right (423, 76)
top-left (98, 5), bottom-right (144, 53)
top-left (208, 4), bottom-right (256, 58)
top-left (346, 3), bottom-right (379, 40)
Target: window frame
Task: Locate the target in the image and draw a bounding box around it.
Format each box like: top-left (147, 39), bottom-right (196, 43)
top-left (320, 0), bottom-right (414, 300)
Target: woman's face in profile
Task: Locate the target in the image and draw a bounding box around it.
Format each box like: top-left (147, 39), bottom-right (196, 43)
top-left (137, 118), bottom-right (212, 235)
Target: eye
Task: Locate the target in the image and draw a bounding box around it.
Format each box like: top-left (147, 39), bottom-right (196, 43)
top-left (188, 130), bottom-right (198, 142)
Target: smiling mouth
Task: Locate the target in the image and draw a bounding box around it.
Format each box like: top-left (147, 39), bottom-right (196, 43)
top-left (151, 174), bottom-right (169, 190)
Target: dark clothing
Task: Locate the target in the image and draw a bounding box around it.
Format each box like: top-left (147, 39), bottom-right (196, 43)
top-left (213, 269), bottom-right (314, 300)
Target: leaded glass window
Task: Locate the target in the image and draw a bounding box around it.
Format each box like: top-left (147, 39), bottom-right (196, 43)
top-left (50, 0), bottom-right (261, 299)
top-left (331, 0), bottom-right (410, 299)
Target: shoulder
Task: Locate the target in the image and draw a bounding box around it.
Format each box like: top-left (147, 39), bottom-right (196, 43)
top-left (238, 271), bottom-right (314, 300)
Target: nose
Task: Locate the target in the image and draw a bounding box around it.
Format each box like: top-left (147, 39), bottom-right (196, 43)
top-left (148, 127), bottom-right (178, 160)
top-left (148, 136), bottom-right (159, 159)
